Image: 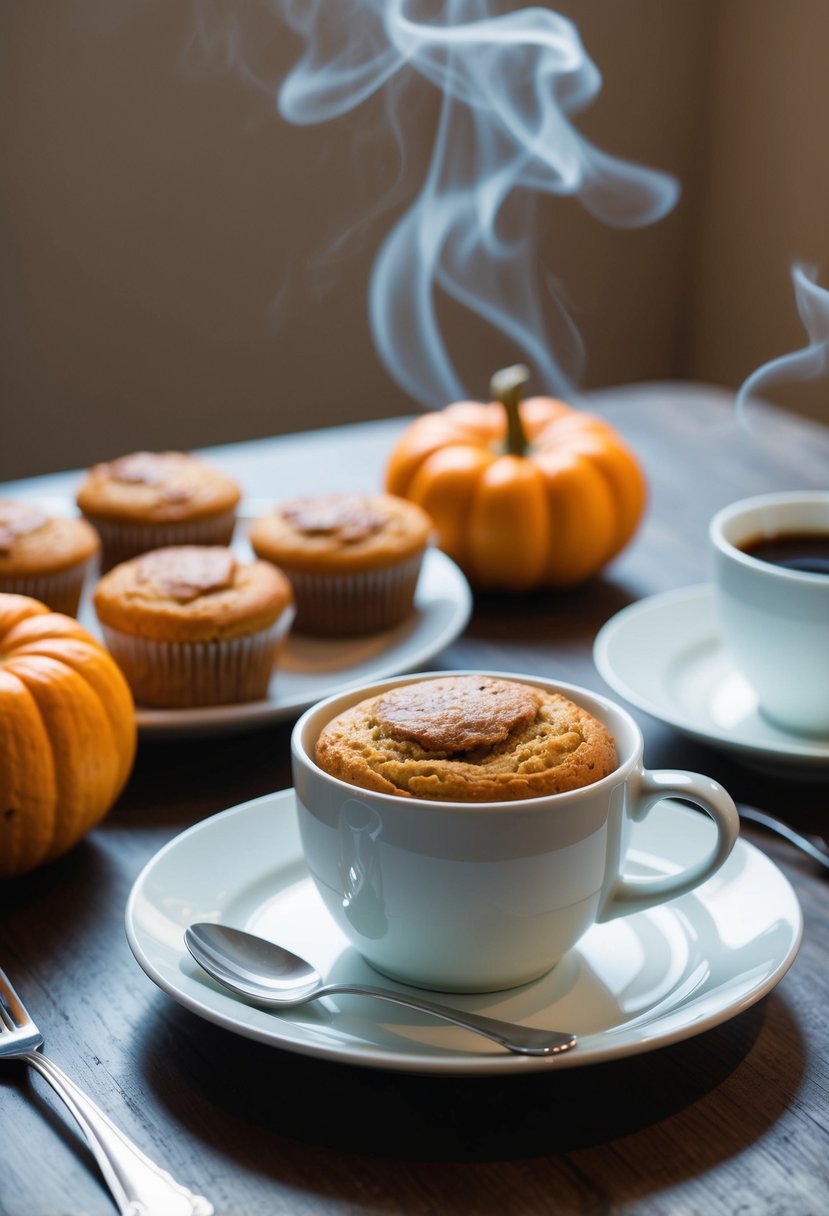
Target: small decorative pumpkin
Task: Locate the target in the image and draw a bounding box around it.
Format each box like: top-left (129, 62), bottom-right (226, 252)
top-left (385, 365), bottom-right (647, 591)
top-left (0, 593), bottom-right (137, 878)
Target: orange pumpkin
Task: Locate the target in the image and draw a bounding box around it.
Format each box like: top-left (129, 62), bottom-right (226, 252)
top-left (0, 593), bottom-right (137, 878)
top-left (385, 365), bottom-right (647, 591)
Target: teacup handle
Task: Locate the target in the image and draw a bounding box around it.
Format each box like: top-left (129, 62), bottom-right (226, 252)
top-left (598, 770), bottom-right (740, 922)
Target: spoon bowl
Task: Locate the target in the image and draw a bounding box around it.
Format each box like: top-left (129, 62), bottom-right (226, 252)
top-left (185, 923), bottom-right (577, 1058)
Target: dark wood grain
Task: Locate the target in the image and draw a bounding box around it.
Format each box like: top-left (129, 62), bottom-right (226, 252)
top-left (2, 382), bottom-right (829, 1216)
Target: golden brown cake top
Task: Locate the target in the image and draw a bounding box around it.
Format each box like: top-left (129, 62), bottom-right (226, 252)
top-left (314, 675), bottom-right (618, 801)
top-left (248, 492), bottom-right (432, 573)
top-left (93, 545), bottom-right (294, 642)
top-left (76, 451), bottom-right (241, 524)
top-left (0, 500), bottom-right (100, 575)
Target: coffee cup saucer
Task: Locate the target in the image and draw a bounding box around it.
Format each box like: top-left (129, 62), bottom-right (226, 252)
top-left (593, 584), bottom-right (829, 775)
top-left (125, 788), bottom-right (801, 1076)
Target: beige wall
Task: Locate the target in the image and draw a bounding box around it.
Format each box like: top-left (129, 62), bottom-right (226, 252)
top-left (1, 1), bottom-right (826, 481)
top-left (688, 0), bottom-right (829, 422)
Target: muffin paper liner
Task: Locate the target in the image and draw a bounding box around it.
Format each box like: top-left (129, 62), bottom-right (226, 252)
top-left (100, 608), bottom-right (294, 708)
top-left (285, 551), bottom-right (425, 636)
top-left (85, 509), bottom-right (238, 572)
top-left (0, 557), bottom-right (94, 617)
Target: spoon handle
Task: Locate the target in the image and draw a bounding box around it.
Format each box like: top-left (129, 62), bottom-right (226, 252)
top-left (315, 983), bottom-right (576, 1056)
top-left (739, 806), bottom-right (829, 869)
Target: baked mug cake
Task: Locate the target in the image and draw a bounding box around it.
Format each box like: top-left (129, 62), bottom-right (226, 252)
top-left (248, 491), bottom-right (432, 636)
top-left (0, 499), bottom-right (100, 616)
top-left (314, 674), bottom-right (618, 800)
top-left (291, 671), bottom-right (739, 990)
top-left (77, 450), bottom-right (241, 571)
top-left (93, 545), bottom-right (294, 708)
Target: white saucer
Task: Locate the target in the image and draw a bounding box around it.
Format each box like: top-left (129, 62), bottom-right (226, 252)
top-left (125, 789), bottom-right (802, 1076)
top-left (80, 546), bottom-right (471, 739)
top-left (594, 584), bottom-right (829, 774)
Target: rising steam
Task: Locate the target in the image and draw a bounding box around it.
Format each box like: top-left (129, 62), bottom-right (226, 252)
top-left (275, 0), bottom-right (679, 407)
top-left (736, 264), bottom-right (829, 424)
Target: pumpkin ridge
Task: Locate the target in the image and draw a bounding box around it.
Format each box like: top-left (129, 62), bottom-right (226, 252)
top-left (10, 637), bottom-right (136, 794)
top-left (0, 669), bottom-right (58, 876)
top-left (0, 593), bottom-right (136, 878)
top-left (2, 651), bottom-right (123, 866)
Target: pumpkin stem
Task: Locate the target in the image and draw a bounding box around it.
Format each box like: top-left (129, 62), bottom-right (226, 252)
top-left (491, 364), bottom-right (530, 457)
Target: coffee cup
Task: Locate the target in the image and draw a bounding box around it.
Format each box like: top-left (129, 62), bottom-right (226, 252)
top-left (291, 671), bottom-right (739, 992)
top-left (710, 491), bottom-right (829, 736)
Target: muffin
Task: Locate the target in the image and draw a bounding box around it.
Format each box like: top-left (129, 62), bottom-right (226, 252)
top-left (0, 500), bottom-right (100, 615)
top-left (314, 675), bottom-right (617, 801)
top-left (76, 450), bottom-right (241, 571)
top-left (248, 492), bottom-right (432, 636)
top-left (92, 545), bottom-right (294, 707)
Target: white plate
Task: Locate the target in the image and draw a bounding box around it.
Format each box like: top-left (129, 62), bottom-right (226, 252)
top-left (80, 546), bottom-right (471, 739)
top-left (125, 788), bottom-right (802, 1076)
top-left (594, 584), bottom-right (829, 774)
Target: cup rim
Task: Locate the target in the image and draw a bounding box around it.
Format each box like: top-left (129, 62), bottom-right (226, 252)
top-left (291, 669), bottom-right (641, 811)
top-left (709, 490), bottom-right (829, 585)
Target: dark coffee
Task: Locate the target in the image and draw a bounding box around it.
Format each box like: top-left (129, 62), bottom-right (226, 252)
top-left (740, 530), bottom-right (829, 576)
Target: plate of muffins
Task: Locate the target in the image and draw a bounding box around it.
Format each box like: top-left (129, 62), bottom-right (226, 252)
top-left (0, 452), bottom-right (472, 738)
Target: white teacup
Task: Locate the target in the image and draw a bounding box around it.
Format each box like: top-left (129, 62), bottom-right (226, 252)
top-left (291, 672), bottom-right (739, 992)
top-left (710, 491), bottom-right (829, 736)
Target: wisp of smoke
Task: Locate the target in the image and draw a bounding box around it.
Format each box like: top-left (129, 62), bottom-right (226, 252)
top-left (275, 0), bottom-right (679, 408)
top-left (736, 264), bottom-right (829, 425)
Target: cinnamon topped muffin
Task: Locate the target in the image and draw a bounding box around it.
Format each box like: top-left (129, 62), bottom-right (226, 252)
top-left (93, 545), bottom-right (294, 707)
top-left (314, 675), bottom-right (618, 801)
top-left (248, 492), bottom-right (432, 635)
top-left (77, 450), bottom-right (241, 570)
top-left (0, 499), bottom-right (100, 615)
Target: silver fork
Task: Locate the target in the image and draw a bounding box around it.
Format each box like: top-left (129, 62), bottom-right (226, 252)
top-left (0, 966), bottom-right (214, 1216)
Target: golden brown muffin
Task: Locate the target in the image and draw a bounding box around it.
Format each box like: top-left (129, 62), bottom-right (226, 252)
top-left (77, 450), bottom-right (241, 570)
top-left (0, 500), bottom-right (100, 615)
top-left (315, 675), bottom-right (617, 801)
top-left (248, 492), bottom-right (432, 635)
top-left (93, 545), bottom-right (294, 707)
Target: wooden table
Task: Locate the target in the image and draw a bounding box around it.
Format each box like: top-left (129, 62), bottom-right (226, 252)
top-left (2, 382), bottom-right (828, 1216)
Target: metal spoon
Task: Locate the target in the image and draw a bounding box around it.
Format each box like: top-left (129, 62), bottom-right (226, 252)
top-left (738, 806), bottom-right (829, 871)
top-left (184, 923), bottom-right (576, 1057)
